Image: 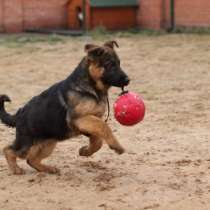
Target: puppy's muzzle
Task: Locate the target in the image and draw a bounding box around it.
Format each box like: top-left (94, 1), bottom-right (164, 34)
top-left (121, 76), bottom-right (130, 86)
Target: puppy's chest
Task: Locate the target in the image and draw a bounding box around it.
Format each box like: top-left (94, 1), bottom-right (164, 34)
top-left (74, 99), bottom-right (106, 117)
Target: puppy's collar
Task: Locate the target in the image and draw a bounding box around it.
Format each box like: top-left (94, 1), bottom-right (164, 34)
top-left (58, 91), bottom-right (68, 109)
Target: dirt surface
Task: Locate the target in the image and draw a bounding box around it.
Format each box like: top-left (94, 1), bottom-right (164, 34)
top-left (0, 34), bottom-right (210, 210)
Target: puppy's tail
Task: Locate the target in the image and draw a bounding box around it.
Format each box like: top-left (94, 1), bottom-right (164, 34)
top-left (0, 95), bottom-right (16, 127)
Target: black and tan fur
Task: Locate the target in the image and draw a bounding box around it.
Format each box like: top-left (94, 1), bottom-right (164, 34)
top-left (0, 41), bottom-right (130, 175)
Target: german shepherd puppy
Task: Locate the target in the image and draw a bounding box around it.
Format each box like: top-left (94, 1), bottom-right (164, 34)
top-left (0, 41), bottom-right (129, 175)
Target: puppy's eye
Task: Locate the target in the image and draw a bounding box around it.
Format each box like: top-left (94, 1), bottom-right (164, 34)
top-left (105, 62), bottom-right (112, 69)
top-left (105, 61), bottom-right (115, 69)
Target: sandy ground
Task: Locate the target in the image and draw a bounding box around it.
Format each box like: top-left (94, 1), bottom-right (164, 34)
top-left (0, 34), bottom-right (210, 210)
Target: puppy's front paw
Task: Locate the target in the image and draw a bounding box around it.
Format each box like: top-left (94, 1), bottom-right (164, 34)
top-left (109, 145), bottom-right (125, 155)
top-left (79, 146), bottom-right (91, 157)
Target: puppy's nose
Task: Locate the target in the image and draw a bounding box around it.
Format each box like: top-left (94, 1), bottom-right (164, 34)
top-left (123, 76), bottom-right (130, 86)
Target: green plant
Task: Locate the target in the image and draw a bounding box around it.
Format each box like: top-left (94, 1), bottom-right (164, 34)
top-left (0, 34), bottom-right (67, 48)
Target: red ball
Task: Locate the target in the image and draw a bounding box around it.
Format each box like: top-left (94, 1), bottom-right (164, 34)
top-left (114, 92), bottom-right (145, 126)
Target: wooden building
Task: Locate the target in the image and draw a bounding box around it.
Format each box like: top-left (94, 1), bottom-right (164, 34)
top-left (138, 0), bottom-right (210, 30)
top-left (68, 0), bottom-right (138, 30)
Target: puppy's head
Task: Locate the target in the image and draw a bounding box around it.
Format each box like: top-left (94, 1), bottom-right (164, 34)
top-left (85, 41), bottom-right (130, 90)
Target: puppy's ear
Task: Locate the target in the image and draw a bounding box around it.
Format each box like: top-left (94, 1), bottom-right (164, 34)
top-left (84, 44), bottom-right (98, 52)
top-left (104, 40), bottom-right (119, 49)
top-left (85, 44), bottom-right (104, 59)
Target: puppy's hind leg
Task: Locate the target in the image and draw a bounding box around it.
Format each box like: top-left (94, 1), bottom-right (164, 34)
top-left (3, 145), bottom-right (25, 175)
top-left (26, 140), bottom-right (59, 174)
top-left (4, 134), bottom-right (34, 175)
